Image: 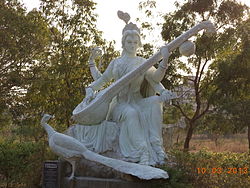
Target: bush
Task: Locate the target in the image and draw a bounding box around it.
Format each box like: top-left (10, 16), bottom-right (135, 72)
top-left (154, 166), bottom-right (193, 188)
top-left (0, 139), bottom-right (56, 188)
top-left (167, 149), bottom-right (250, 188)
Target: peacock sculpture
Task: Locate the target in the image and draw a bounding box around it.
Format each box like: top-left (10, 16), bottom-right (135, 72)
top-left (41, 114), bottom-right (83, 180)
top-left (41, 114), bottom-right (168, 180)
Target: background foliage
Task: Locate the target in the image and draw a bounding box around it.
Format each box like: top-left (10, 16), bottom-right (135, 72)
top-left (158, 0), bottom-right (249, 149)
top-left (160, 149), bottom-right (250, 188)
top-left (0, 0), bottom-right (249, 187)
top-left (0, 0), bottom-right (117, 187)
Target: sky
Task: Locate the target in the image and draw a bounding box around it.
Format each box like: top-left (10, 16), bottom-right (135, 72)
top-left (22, 0), bottom-right (249, 50)
top-left (21, 0), bottom-right (175, 50)
top-left (94, 0), bottom-right (176, 49)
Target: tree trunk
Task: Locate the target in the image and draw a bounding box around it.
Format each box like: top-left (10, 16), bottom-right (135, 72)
top-left (248, 124), bottom-right (250, 150)
top-left (184, 122), bottom-right (194, 150)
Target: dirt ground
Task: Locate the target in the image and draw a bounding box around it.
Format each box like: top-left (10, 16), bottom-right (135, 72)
top-left (163, 130), bottom-right (249, 153)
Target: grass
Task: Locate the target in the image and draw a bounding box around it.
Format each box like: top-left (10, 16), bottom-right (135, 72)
top-left (190, 133), bottom-right (248, 153)
top-left (163, 131), bottom-right (249, 153)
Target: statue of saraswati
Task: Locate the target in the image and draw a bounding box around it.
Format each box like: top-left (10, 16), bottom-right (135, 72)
top-left (43, 10), bottom-right (215, 180)
top-left (69, 10), bottom-right (215, 166)
top-left (70, 11), bottom-right (177, 166)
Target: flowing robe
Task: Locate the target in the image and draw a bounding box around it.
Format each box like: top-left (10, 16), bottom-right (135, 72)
top-left (68, 56), bottom-right (166, 165)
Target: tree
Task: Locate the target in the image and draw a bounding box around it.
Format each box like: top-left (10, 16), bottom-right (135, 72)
top-left (0, 3), bottom-right (56, 145)
top-left (209, 16), bottom-right (250, 149)
top-left (18, 0), bottom-right (118, 134)
top-left (0, 1), bottom-right (55, 186)
top-left (0, 0), bottom-right (51, 132)
top-left (0, 0), bottom-right (118, 186)
top-left (160, 0), bottom-right (248, 150)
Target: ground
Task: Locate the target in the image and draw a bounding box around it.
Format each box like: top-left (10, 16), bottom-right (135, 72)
top-left (164, 130), bottom-right (248, 153)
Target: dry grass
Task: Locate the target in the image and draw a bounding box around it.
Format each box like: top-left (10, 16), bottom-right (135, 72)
top-left (163, 130), bottom-right (249, 153)
top-left (190, 133), bottom-right (248, 153)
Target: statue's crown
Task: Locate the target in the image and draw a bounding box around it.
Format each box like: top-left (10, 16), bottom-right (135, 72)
top-left (122, 22), bottom-right (140, 34)
top-left (117, 10), bottom-right (140, 35)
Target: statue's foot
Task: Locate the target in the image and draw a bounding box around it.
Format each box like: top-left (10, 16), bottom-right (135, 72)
top-left (157, 159), bottom-right (166, 165)
top-left (156, 148), bottom-right (168, 165)
top-left (139, 155), bottom-right (150, 166)
top-left (139, 160), bottom-right (149, 166)
top-left (68, 174), bottom-right (75, 181)
top-left (157, 152), bottom-right (167, 165)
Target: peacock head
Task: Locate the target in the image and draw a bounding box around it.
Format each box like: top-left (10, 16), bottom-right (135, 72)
top-left (41, 114), bottom-right (54, 125)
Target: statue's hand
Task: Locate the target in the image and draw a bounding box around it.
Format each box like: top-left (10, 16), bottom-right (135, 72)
top-left (160, 89), bottom-right (177, 102)
top-left (84, 87), bottom-right (95, 105)
top-left (159, 46), bottom-right (170, 69)
top-left (89, 47), bottom-right (102, 61)
top-left (160, 46), bottom-right (170, 60)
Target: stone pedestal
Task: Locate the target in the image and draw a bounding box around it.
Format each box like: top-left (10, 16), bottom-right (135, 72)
top-left (62, 177), bottom-right (153, 188)
top-left (59, 159), bottom-right (165, 188)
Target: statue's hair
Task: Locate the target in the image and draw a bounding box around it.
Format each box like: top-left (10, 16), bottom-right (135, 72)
top-left (121, 30), bottom-right (142, 49)
top-left (122, 22), bottom-right (140, 35)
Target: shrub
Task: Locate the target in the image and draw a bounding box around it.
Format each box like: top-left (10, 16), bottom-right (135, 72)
top-left (0, 139), bottom-right (56, 188)
top-left (167, 149), bottom-right (250, 187)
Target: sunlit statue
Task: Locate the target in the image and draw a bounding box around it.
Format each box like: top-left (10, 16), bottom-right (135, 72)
top-left (69, 10), bottom-right (216, 165)
top-left (69, 11), bottom-right (178, 166)
top-left (43, 10), bottom-right (215, 180)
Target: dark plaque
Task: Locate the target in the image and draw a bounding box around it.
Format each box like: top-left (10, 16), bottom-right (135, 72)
top-left (43, 160), bottom-right (61, 188)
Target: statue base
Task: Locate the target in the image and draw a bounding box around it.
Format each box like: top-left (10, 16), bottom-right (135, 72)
top-left (62, 176), bottom-right (154, 188)
top-left (59, 159), bottom-right (166, 188)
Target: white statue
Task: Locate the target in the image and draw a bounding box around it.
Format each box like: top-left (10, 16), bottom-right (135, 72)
top-left (41, 114), bottom-right (168, 180)
top-left (71, 11), bottom-right (178, 166)
top-left (70, 11), bottom-right (215, 166)
top-left (41, 114), bottom-right (83, 180)
top-left (42, 10), bottom-right (215, 180)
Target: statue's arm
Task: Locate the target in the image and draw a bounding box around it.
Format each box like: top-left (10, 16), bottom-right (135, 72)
top-left (90, 60), bottom-right (114, 91)
top-left (145, 68), bottom-right (166, 94)
top-left (88, 47), bottom-right (103, 80)
top-left (89, 58), bottom-right (102, 80)
top-left (145, 73), bottom-right (177, 104)
top-left (152, 82), bottom-right (166, 95)
top-left (151, 59), bottom-right (168, 82)
top-left (150, 47), bottom-right (170, 83)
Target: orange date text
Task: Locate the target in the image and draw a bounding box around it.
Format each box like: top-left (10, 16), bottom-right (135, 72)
top-left (197, 167), bottom-right (248, 175)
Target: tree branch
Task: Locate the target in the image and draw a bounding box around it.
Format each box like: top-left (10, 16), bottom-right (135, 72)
top-left (194, 101), bottom-right (210, 121)
top-left (172, 101), bottom-right (191, 121)
top-left (192, 57), bottom-right (202, 119)
top-left (199, 79), bottom-right (213, 94)
top-left (217, 23), bottom-right (227, 31)
top-left (187, 77), bottom-right (195, 83)
top-left (197, 58), bottom-right (209, 86)
top-left (198, 71), bottom-right (219, 94)
top-left (194, 57), bottom-right (202, 87)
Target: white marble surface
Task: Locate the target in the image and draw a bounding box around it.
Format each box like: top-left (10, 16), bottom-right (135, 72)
top-left (43, 15), bottom-right (215, 180)
top-left (72, 20), bottom-right (216, 125)
top-left (41, 114), bottom-right (168, 179)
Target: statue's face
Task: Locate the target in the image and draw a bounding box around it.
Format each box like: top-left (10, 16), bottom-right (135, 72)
top-left (124, 35), bottom-right (140, 55)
